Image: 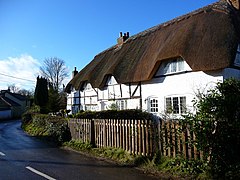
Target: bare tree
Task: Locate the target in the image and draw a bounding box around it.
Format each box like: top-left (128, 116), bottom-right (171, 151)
top-left (18, 89), bottom-right (34, 97)
top-left (40, 57), bottom-right (68, 91)
top-left (7, 84), bottom-right (33, 97)
top-left (7, 84), bottom-right (20, 93)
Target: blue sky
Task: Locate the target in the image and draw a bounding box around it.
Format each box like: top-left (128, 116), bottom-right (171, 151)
top-left (0, 0), bottom-right (217, 90)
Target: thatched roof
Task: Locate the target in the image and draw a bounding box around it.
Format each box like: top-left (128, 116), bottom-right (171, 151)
top-left (66, 0), bottom-right (240, 92)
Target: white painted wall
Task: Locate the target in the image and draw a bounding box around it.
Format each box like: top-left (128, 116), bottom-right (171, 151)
top-left (67, 88), bottom-right (80, 114)
top-left (141, 70), bottom-right (223, 118)
top-left (66, 70), bottom-right (224, 116)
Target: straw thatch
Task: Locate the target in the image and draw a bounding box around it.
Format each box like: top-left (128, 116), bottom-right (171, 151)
top-left (66, 0), bottom-right (240, 92)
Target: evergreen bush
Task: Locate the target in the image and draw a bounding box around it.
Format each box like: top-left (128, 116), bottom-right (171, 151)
top-left (74, 109), bottom-right (155, 120)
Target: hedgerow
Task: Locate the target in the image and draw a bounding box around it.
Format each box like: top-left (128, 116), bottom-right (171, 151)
top-left (73, 109), bottom-right (155, 120)
top-left (22, 112), bottom-right (71, 145)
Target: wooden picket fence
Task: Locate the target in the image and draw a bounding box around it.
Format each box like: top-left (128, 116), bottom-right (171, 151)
top-left (158, 120), bottom-right (203, 159)
top-left (68, 118), bottom-right (203, 159)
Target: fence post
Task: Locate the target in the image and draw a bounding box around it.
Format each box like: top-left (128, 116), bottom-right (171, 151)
top-left (90, 119), bottom-right (95, 147)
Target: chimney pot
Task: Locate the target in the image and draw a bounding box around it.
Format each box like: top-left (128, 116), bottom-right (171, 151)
top-left (117, 31), bottom-right (130, 46)
top-left (72, 67), bottom-right (78, 78)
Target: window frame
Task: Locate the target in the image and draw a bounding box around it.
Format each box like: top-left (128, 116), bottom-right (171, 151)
top-left (165, 96), bottom-right (186, 114)
top-left (163, 58), bottom-right (185, 75)
top-left (148, 97), bottom-right (159, 113)
top-left (117, 100), bottom-right (127, 110)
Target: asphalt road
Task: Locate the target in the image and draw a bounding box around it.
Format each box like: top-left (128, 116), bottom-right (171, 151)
top-left (0, 120), bottom-right (159, 180)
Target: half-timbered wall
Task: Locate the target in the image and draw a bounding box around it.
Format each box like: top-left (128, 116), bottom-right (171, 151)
top-left (67, 58), bottom-right (240, 116)
top-left (67, 88), bottom-right (81, 114)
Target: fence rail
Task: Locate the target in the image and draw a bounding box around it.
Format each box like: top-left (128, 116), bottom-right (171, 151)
top-left (68, 118), bottom-right (203, 159)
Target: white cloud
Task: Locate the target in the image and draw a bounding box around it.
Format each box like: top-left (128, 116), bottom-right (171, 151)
top-left (0, 54), bottom-right (40, 90)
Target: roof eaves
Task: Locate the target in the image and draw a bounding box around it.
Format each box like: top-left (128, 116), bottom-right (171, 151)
top-left (0, 97), bottom-right (12, 107)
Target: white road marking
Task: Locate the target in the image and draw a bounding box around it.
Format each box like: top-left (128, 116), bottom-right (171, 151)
top-left (26, 166), bottom-right (56, 180)
top-left (0, 152), bottom-right (5, 156)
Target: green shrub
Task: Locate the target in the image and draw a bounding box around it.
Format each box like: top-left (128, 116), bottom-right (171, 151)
top-left (46, 118), bottom-right (71, 144)
top-left (22, 112), bottom-right (32, 126)
top-left (182, 78), bottom-right (240, 179)
top-left (74, 109), bottom-right (155, 120)
top-left (157, 156), bottom-right (209, 175)
top-left (22, 113), bottom-right (71, 145)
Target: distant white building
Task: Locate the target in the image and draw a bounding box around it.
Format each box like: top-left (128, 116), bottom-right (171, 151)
top-left (66, 0), bottom-right (240, 118)
top-left (0, 90), bottom-right (31, 120)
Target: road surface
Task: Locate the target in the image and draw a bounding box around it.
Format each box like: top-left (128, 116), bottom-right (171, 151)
top-left (0, 120), bottom-right (158, 180)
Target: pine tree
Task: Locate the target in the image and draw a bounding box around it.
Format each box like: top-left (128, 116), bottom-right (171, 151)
top-left (34, 76), bottom-right (49, 113)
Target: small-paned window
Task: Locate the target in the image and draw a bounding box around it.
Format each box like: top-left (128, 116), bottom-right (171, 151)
top-left (166, 97), bottom-right (172, 113)
top-left (117, 100), bottom-right (126, 110)
top-left (149, 98), bottom-right (158, 113)
top-left (165, 96), bottom-right (186, 114)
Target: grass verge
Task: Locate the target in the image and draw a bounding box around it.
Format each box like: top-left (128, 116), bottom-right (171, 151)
top-left (63, 140), bottom-right (210, 179)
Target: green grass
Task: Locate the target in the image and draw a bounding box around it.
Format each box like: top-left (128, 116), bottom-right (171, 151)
top-left (24, 123), bottom-right (49, 136)
top-left (64, 140), bottom-right (139, 165)
top-left (63, 140), bottom-right (211, 179)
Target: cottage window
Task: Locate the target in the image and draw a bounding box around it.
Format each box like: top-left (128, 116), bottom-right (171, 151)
top-left (85, 83), bottom-right (91, 91)
top-left (106, 76), bottom-right (118, 86)
top-left (149, 98), bottom-right (158, 113)
top-left (165, 96), bottom-right (186, 114)
top-left (117, 100), bottom-right (127, 110)
top-left (162, 58), bottom-right (185, 74)
top-left (234, 44), bottom-right (240, 66)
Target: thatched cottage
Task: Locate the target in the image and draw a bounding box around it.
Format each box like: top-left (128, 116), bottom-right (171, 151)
top-left (66, 0), bottom-right (240, 117)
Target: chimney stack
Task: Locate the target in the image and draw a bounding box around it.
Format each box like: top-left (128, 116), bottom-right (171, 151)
top-left (117, 32), bottom-right (130, 46)
top-left (228, 0), bottom-right (240, 10)
top-left (72, 67), bottom-right (78, 78)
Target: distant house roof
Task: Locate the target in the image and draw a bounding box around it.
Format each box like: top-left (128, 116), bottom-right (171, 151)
top-left (0, 90), bottom-right (27, 101)
top-left (0, 97), bottom-right (11, 110)
top-left (1, 97), bottom-right (21, 107)
top-left (8, 92), bottom-right (27, 101)
top-left (66, 0), bottom-right (240, 92)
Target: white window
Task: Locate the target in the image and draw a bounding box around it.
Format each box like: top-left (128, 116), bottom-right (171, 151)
top-left (165, 96), bottom-right (186, 114)
top-left (234, 44), bottom-right (240, 66)
top-left (85, 83), bottom-right (92, 91)
top-left (82, 83), bottom-right (92, 91)
top-left (148, 98), bottom-right (158, 113)
top-left (106, 76), bottom-right (118, 86)
top-left (117, 100), bottom-right (127, 110)
top-left (163, 58), bottom-right (185, 74)
top-left (85, 105), bottom-right (98, 111)
top-left (164, 58), bottom-right (184, 74)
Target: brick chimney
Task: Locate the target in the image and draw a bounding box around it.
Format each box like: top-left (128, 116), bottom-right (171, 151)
top-left (72, 67), bottom-right (78, 78)
top-left (117, 32), bottom-right (129, 46)
top-left (228, 0), bottom-right (240, 10)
